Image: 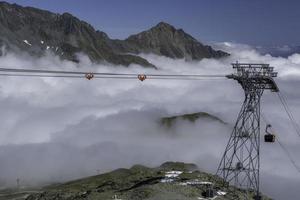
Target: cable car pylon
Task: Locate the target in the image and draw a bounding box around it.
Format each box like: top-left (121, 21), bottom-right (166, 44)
top-left (216, 62), bottom-right (279, 200)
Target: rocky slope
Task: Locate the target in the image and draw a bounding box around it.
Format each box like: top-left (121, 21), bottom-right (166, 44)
top-left (20, 162), bottom-right (269, 200)
top-left (0, 1), bottom-right (228, 67)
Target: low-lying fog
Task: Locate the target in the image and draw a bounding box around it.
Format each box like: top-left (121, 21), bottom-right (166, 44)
top-left (0, 42), bottom-right (299, 199)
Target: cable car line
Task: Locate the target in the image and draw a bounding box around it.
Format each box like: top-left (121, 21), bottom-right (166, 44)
top-left (0, 73), bottom-right (226, 81)
top-left (0, 67), bottom-right (227, 78)
top-left (0, 73), bottom-right (84, 78)
top-left (261, 114), bottom-right (300, 174)
top-left (277, 139), bottom-right (300, 173)
top-left (277, 92), bottom-right (300, 138)
top-left (279, 91), bottom-right (300, 134)
top-left (279, 92), bottom-right (299, 129)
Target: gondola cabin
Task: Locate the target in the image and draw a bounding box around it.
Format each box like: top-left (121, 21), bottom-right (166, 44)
top-left (264, 134), bottom-right (275, 143)
top-left (264, 124), bottom-right (275, 143)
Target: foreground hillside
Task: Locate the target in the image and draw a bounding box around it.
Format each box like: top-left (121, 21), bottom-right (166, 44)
top-left (12, 162), bottom-right (269, 200)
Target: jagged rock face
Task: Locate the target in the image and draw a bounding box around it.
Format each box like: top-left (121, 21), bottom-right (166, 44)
top-left (114, 22), bottom-right (229, 60)
top-left (0, 2), bottom-right (228, 67)
top-left (0, 2), bottom-right (154, 67)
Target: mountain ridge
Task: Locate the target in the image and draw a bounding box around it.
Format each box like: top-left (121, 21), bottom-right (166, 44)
top-left (0, 1), bottom-right (229, 67)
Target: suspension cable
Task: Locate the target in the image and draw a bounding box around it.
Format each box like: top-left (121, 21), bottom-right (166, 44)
top-left (261, 113), bottom-right (300, 173)
top-left (0, 73), bottom-right (226, 81)
top-left (277, 92), bottom-right (300, 138)
top-left (277, 139), bottom-right (300, 173)
top-left (0, 73), bottom-right (84, 78)
top-left (0, 67), bottom-right (227, 78)
top-left (279, 92), bottom-right (300, 132)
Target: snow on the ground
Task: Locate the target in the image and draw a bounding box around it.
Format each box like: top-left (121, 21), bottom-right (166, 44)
top-left (160, 171), bottom-right (183, 183)
top-left (165, 171), bottom-right (183, 178)
top-left (197, 197), bottom-right (218, 200)
top-left (161, 178), bottom-right (175, 183)
top-left (216, 190), bottom-right (226, 196)
top-left (23, 40), bottom-right (32, 46)
top-left (179, 179), bottom-right (213, 186)
top-left (198, 181), bottom-right (213, 185)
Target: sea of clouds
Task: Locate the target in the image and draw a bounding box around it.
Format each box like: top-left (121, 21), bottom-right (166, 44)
top-left (0, 43), bottom-right (299, 199)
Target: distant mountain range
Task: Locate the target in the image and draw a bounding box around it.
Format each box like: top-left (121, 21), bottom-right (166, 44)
top-left (0, 1), bottom-right (229, 68)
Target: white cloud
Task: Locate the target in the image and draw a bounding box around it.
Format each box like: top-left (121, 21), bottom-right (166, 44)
top-left (0, 45), bottom-right (299, 199)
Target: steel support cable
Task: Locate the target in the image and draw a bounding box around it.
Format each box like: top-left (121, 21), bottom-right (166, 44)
top-left (261, 113), bottom-right (300, 174)
top-left (0, 74), bottom-right (84, 78)
top-left (279, 92), bottom-right (300, 133)
top-left (278, 92), bottom-right (300, 133)
top-left (277, 139), bottom-right (300, 173)
top-left (0, 73), bottom-right (226, 80)
top-left (0, 67), bottom-right (227, 78)
top-left (279, 92), bottom-right (300, 134)
top-left (277, 92), bottom-right (300, 138)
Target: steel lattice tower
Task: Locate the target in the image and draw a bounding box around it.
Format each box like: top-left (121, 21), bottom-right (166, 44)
top-left (217, 63), bottom-right (279, 199)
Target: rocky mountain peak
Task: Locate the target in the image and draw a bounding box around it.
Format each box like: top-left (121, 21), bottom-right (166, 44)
top-left (122, 22), bottom-right (229, 59)
top-left (61, 12), bottom-right (73, 18)
top-left (153, 21), bottom-right (176, 31)
top-left (0, 1), bottom-right (228, 67)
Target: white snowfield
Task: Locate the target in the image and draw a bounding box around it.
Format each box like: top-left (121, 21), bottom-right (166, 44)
top-left (161, 178), bottom-right (175, 183)
top-left (217, 190), bottom-right (226, 195)
top-left (165, 171), bottom-right (183, 178)
top-left (197, 197), bottom-right (218, 200)
top-left (160, 171), bottom-right (183, 183)
top-left (23, 40), bottom-right (62, 54)
top-left (179, 179), bottom-right (213, 186)
top-left (23, 40), bottom-right (32, 46)
top-left (160, 172), bottom-right (227, 198)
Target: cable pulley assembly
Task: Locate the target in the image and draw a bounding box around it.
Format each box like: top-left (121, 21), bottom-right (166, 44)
top-left (85, 73), bottom-right (94, 80)
top-left (137, 74), bottom-right (147, 81)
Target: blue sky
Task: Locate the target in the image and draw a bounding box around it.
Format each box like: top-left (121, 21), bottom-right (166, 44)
top-left (4, 0), bottom-right (300, 46)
